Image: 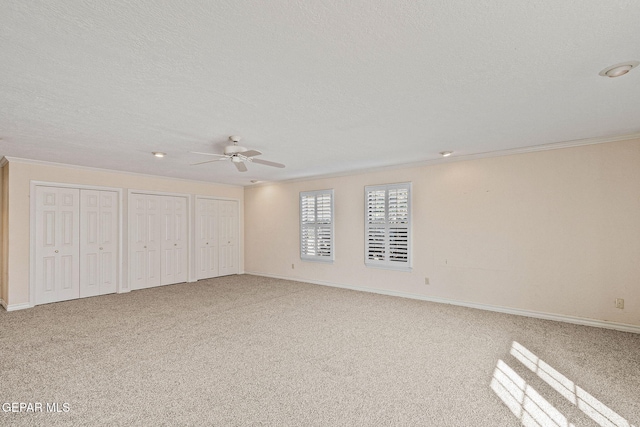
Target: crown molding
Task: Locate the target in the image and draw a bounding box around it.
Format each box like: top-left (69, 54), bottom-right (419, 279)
top-left (455, 131), bottom-right (640, 161)
top-left (248, 132), bottom-right (640, 188)
top-left (5, 132), bottom-right (640, 190)
top-left (0, 156), bottom-right (243, 189)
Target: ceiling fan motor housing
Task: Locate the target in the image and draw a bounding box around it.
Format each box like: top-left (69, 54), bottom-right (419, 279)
top-left (224, 145), bottom-right (247, 155)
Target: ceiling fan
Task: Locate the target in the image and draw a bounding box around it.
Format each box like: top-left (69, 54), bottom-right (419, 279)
top-left (190, 136), bottom-right (285, 172)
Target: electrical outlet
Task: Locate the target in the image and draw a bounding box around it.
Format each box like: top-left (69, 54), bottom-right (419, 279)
top-left (424, 277), bottom-right (430, 285)
top-left (615, 298), bottom-right (624, 309)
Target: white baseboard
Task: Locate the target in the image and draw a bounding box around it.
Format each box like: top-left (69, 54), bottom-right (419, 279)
top-left (245, 272), bottom-right (640, 335)
top-left (0, 298), bottom-right (32, 312)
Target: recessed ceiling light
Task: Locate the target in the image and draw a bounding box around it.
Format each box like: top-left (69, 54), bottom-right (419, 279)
top-left (440, 151), bottom-right (453, 157)
top-left (152, 152), bottom-right (166, 158)
top-left (599, 61), bottom-right (639, 78)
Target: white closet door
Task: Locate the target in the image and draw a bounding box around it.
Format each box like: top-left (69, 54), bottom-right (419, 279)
top-left (130, 194), bottom-right (147, 290)
top-left (130, 194), bottom-right (161, 290)
top-left (218, 200), bottom-right (239, 276)
top-left (35, 186), bottom-right (80, 305)
top-left (145, 196), bottom-right (162, 288)
top-left (161, 196), bottom-right (188, 285)
top-left (80, 190), bottom-right (118, 298)
top-left (196, 198), bottom-right (218, 280)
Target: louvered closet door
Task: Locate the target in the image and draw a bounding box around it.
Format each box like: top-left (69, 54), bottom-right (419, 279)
top-left (196, 198), bottom-right (218, 280)
top-left (160, 196), bottom-right (188, 285)
top-left (218, 200), bottom-right (239, 276)
top-left (80, 190), bottom-right (118, 298)
top-left (35, 186), bottom-right (80, 305)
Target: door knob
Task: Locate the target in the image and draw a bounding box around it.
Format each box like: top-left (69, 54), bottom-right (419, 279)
top-left (144, 246), bottom-right (147, 248)
top-left (99, 247), bottom-right (103, 250)
top-left (55, 250), bottom-right (59, 253)
top-left (174, 243), bottom-right (177, 246)
top-left (206, 242), bottom-right (208, 245)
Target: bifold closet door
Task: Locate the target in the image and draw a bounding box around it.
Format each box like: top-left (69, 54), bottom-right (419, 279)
top-left (130, 194), bottom-right (162, 290)
top-left (130, 194), bottom-right (188, 289)
top-left (79, 190), bottom-right (118, 298)
top-left (196, 198), bottom-right (218, 280)
top-left (34, 186), bottom-right (80, 305)
top-left (160, 196), bottom-right (188, 285)
top-left (218, 200), bottom-right (239, 276)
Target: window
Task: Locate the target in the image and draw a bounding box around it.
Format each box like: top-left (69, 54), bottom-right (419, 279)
top-left (300, 189), bottom-right (334, 262)
top-left (365, 182), bottom-right (411, 270)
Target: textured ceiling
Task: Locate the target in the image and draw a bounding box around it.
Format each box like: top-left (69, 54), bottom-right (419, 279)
top-left (1, 0), bottom-right (639, 186)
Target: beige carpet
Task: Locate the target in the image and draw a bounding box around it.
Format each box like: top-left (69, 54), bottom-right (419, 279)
top-left (1, 274), bottom-right (638, 426)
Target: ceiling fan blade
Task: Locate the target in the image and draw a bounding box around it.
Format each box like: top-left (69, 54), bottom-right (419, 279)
top-left (252, 158), bottom-right (285, 168)
top-left (189, 151), bottom-right (227, 157)
top-left (190, 158), bottom-right (227, 166)
top-left (240, 149), bottom-right (262, 158)
top-left (234, 161), bottom-right (248, 172)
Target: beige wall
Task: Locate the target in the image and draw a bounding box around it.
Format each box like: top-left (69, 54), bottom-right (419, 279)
top-left (4, 159), bottom-right (244, 307)
top-left (245, 138), bottom-right (640, 327)
top-left (1, 164), bottom-right (6, 305)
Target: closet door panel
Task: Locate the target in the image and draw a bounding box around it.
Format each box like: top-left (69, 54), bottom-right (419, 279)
top-left (160, 197), bottom-right (175, 285)
top-left (81, 190), bottom-right (119, 298)
top-left (160, 196), bottom-right (188, 285)
top-left (173, 197), bottom-right (188, 283)
top-left (98, 191), bottom-right (118, 294)
top-left (145, 196), bottom-right (162, 288)
top-left (80, 190), bottom-right (100, 297)
top-left (218, 200), bottom-right (239, 276)
top-left (35, 187), bottom-right (80, 305)
top-left (129, 194), bottom-right (149, 290)
top-left (42, 257), bottom-right (56, 293)
top-left (54, 188), bottom-right (80, 303)
top-left (196, 199), bottom-right (218, 280)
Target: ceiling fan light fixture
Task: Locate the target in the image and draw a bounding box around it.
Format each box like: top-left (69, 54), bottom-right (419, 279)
top-left (152, 152), bottom-right (166, 158)
top-left (599, 61), bottom-right (639, 78)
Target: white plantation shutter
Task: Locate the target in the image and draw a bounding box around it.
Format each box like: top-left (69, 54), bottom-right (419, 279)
top-left (366, 190), bottom-right (386, 261)
top-left (300, 190), bottom-right (334, 261)
top-left (365, 183), bottom-right (411, 270)
top-left (388, 187), bottom-right (409, 262)
top-left (301, 194), bottom-right (316, 256)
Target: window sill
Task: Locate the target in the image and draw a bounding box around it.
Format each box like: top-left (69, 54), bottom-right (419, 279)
top-left (300, 257), bottom-right (334, 264)
top-left (364, 262), bottom-right (412, 272)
